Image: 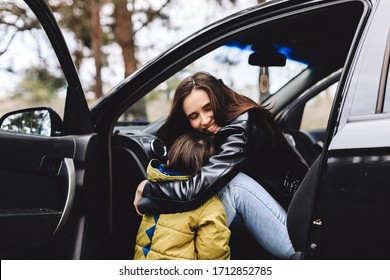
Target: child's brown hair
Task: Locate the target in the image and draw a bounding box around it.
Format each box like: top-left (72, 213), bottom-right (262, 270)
top-left (166, 132), bottom-right (215, 176)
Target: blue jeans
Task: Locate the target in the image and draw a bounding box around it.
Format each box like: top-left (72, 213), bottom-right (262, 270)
top-left (217, 172), bottom-right (295, 259)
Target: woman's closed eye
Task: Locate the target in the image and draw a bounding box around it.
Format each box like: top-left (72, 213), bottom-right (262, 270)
top-left (187, 113), bottom-right (198, 120)
top-left (203, 104), bottom-right (213, 112)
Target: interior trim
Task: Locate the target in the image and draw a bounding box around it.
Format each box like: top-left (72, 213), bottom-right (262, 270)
top-left (54, 158), bottom-right (76, 235)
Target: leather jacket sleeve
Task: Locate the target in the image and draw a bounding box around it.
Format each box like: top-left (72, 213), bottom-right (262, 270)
top-left (138, 113), bottom-right (251, 214)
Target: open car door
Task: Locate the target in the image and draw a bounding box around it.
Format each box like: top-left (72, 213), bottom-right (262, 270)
top-left (0, 0), bottom-right (99, 259)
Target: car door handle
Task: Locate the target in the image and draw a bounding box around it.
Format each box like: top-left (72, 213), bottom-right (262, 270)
top-left (40, 155), bottom-right (64, 176)
top-left (54, 158), bottom-right (76, 235)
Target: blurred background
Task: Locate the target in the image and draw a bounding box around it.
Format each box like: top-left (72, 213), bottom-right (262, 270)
top-left (1, 0), bottom-right (334, 131)
top-left (0, 0), bottom-right (262, 115)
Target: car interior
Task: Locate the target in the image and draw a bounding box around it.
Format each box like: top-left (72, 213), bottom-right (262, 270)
top-left (107, 1), bottom-right (365, 259)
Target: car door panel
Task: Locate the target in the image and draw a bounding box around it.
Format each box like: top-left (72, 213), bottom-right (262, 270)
top-left (0, 131), bottom-right (97, 258)
top-left (321, 148), bottom-right (390, 259)
top-left (314, 114), bottom-right (390, 259)
top-left (303, 0), bottom-right (390, 259)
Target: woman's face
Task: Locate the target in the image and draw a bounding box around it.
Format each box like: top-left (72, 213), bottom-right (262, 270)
top-left (182, 89), bottom-right (221, 135)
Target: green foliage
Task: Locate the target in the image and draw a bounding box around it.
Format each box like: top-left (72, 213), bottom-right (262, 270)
top-left (12, 66), bottom-right (66, 102)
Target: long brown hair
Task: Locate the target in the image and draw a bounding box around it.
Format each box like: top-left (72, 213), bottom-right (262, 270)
top-left (166, 132), bottom-right (215, 176)
top-left (158, 71), bottom-right (280, 147)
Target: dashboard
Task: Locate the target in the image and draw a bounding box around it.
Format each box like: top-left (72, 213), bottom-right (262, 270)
top-left (113, 119), bottom-right (168, 168)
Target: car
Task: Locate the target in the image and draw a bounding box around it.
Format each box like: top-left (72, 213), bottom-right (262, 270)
top-left (0, 0), bottom-right (389, 260)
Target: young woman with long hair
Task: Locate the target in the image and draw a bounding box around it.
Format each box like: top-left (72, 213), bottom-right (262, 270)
top-left (134, 71), bottom-right (308, 259)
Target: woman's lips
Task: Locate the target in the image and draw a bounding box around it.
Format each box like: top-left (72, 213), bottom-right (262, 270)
top-left (206, 123), bottom-right (220, 134)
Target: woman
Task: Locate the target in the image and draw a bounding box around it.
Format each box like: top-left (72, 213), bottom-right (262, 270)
top-left (134, 71), bottom-right (308, 259)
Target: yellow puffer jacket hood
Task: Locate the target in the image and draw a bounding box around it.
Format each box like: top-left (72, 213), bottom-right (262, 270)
top-left (146, 159), bottom-right (188, 182)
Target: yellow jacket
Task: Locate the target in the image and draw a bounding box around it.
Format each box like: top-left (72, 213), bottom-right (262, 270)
top-left (134, 160), bottom-right (231, 260)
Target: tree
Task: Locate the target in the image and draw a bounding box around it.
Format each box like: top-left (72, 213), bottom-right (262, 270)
top-left (112, 0), bottom-right (145, 120)
top-left (47, 0), bottom-right (175, 119)
top-left (0, 1), bottom-right (65, 103)
top-left (91, 0), bottom-right (104, 98)
top-left (48, 0), bottom-right (100, 95)
top-left (0, 2), bottom-right (38, 56)
top-left (2, 0), bottom-right (254, 114)
top-left (112, 0), bottom-right (137, 77)
top-left (111, 0), bottom-right (174, 120)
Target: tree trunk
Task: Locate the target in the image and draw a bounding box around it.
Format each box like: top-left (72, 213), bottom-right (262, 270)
top-left (91, 0), bottom-right (103, 99)
top-left (113, 0), bottom-right (137, 76)
top-left (113, 0), bottom-right (146, 120)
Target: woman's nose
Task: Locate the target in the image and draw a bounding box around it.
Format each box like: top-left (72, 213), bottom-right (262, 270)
top-left (200, 113), bottom-right (211, 126)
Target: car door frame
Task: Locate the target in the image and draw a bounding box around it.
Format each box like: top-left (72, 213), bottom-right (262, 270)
top-left (0, 0), bottom-right (100, 259)
top-left (307, 0), bottom-right (390, 259)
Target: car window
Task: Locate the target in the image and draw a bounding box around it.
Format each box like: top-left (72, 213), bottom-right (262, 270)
top-left (117, 44), bottom-right (307, 124)
top-left (300, 82), bottom-right (337, 131)
top-left (384, 64), bottom-right (390, 112)
top-left (382, 34), bottom-right (390, 113)
top-left (347, 2), bottom-right (390, 118)
top-left (0, 0), bottom-right (66, 119)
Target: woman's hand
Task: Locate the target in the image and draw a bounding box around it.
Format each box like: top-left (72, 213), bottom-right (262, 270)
top-left (134, 180), bottom-right (147, 216)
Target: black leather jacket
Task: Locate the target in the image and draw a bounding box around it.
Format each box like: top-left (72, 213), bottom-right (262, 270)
top-left (139, 110), bottom-right (308, 214)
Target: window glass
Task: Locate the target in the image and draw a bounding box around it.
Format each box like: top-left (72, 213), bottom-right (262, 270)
top-left (0, 0), bottom-right (66, 119)
top-left (118, 44), bottom-right (306, 124)
top-left (347, 2), bottom-right (390, 118)
top-left (300, 82), bottom-right (337, 131)
top-left (382, 42), bottom-right (390, 112)
top-left (384, 64), bottom-right (390, 112)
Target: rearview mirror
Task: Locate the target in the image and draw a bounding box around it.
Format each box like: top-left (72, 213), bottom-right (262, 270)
top-left (248, 51), bottom-right (286, 67)
top-left (0, 107), bottom-right (62, 136)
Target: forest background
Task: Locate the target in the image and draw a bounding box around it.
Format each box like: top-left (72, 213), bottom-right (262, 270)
top-left (0, 0), bottom-right (265, 118)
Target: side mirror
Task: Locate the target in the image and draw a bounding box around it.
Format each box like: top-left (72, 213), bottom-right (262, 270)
top-left (0, 107), bottom-right (62, 136)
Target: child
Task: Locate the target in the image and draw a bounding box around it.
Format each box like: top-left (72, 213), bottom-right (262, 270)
top-left (134, 132), bottom-right (230, 260)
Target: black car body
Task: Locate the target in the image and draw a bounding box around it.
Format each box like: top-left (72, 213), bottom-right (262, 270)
top-left (0, 0), bottom-right (389, 260)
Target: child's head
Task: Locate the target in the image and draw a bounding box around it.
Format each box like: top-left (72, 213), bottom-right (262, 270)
top-left (166, 132), bottom-right (215, 176)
